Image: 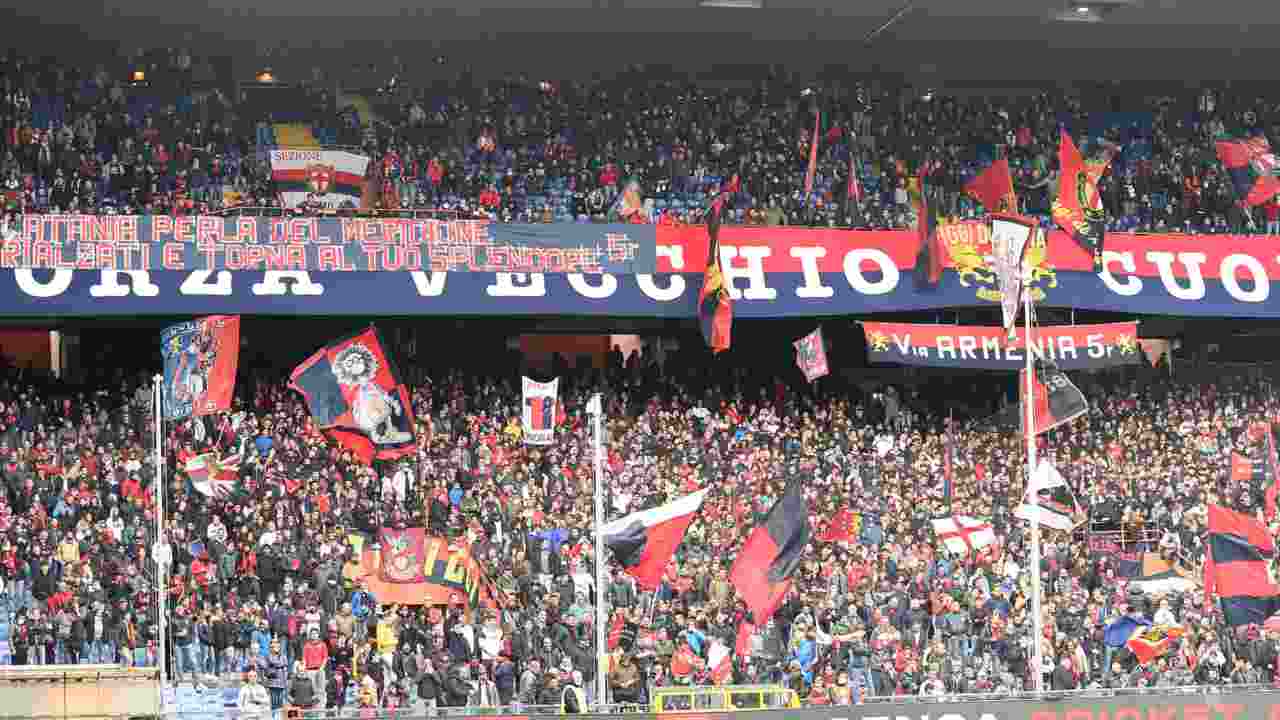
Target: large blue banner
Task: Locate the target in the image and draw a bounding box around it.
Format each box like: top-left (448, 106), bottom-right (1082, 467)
top-left (6, 215), bottom-right (656, 274)
top-left (2, 220), bottom-right (1280, 318)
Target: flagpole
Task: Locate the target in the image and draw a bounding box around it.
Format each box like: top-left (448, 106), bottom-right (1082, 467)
top-left (1023, 288), bottom-right (1044, 695)
top-left (152, 374), bottom-right (169, 714)
top-left (588, 392), bottom-right (608, 709)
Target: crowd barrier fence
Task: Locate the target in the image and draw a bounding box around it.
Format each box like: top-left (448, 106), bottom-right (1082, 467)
top-left (16, 685), bottom-right (1274, 720)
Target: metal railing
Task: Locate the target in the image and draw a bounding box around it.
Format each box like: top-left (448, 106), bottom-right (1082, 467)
top-left (211, 205), bottom-right (465, 221)
top-left (858, 683), bottom-right (1280, 703)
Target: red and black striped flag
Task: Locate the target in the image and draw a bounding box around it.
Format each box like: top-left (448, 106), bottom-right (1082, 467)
top-left (730, 481), bottom-right (811, 624)
top-left (1204, 504), bottom-right (1280, 626)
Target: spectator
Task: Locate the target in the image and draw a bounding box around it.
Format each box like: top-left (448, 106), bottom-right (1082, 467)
top-left (237, 670), bottom-right (271, 720)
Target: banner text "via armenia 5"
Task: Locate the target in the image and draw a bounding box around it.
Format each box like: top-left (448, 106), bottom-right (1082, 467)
top-left (6, 215), bottom-right (656, 274)
top-left (861, 321), bottom-right (1142, 370)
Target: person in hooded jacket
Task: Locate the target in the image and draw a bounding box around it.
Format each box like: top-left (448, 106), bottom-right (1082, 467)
top-left (417, 656), bottom-right (442, 714)
top-left (264, 639), bottom-right (289, 712)
top-left (289, 660), bottom-right (318, 709)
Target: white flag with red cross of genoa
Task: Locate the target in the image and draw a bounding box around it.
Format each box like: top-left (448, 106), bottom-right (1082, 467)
top-left (930, 515), bottom-right (996, 556)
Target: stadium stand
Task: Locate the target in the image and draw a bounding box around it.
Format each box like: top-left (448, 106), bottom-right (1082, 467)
top-left (1, 46), bottom-right (1279, 715)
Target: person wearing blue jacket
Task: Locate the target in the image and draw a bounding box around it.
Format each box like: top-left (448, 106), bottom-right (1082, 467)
top-left (251, 618), bottom-right (271, 666)
top-left (350, 579), bottom-right (377, 645)
top-left (263, 639), bottom-right (289, 713)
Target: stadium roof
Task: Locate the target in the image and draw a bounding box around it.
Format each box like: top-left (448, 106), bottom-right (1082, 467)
top-left (5, 0), bottom-right (1279, 85)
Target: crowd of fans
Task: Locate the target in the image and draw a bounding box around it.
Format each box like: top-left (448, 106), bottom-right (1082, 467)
top-left (0, 336), bottom-right (1275, 715)
top-left (2, 47), bottom-right (1280, 714)
top-left (3, 50), bottom-right (1280, 232)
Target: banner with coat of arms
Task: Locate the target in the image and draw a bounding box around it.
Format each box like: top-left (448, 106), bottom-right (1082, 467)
top-left (270, 149), bottom-right (370, 209)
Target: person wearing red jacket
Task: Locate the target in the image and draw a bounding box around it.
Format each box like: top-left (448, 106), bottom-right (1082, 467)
top-left (302, 628), bottom-right (329, 704)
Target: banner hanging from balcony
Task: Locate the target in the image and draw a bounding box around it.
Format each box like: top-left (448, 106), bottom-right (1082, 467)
top-left (1, 218), bottom-right (1280, 318)
top-left (861, 321), bottom-right (1142, 370)
top-left (270, 149), bottom-right (371, 210)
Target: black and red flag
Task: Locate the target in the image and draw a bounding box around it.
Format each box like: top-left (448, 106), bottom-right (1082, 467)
top-left (699, 176), bottom-right (737, 354)
top-left (1020, 357), bottom-right (1088, 436)
top-left (1204, 504), bottom-right (1280, 626)
top-left (290, 325), bottom-right (417, 464)
top-left (913, 159), bottom-right (945, 290)
top-left (730, 481), bottom-right (811, 624)
top-left (1052, 130), bottom-right (1116, 267)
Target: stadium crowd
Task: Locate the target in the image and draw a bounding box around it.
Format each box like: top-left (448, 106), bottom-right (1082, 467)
top-left (2, 50), bottom-right (1280, 232)
top-left (0, 342), bottom-right (1274, 713)
top-left (1, 48), bottom-right (1280, 713)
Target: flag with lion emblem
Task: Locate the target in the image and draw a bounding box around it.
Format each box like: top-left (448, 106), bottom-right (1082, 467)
top-left (270, 149), bottom-right (370, 209)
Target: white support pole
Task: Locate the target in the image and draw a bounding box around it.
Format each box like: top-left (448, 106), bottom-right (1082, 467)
top-left (588, 392), bottom-right (608, 710)
top-left (153, 375), bottom-right (168, 714)
top-left (1023, 289), bottom-right (1043, 695)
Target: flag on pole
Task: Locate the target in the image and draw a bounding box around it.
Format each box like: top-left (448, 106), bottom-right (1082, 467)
top-left (1215, 134), bottom-right (1280, 207)
top-left (186, 444), bottom-right (243, 498)
top-left (289, 326), bottom-right (416, 464)
top-left (964, 157), bottom-right (1018, 213)
top-left (730, 482), bottom-right (810, 624)
top-left (847, 149), bottom-right (863, 202)
top-left (1015, 459), bottom-right (1085, 530)
top-left (942, 424), bottom-right (955, 505)
top-left (930, 515), bottom-right (996, 556)
top-left (601, 489), bottom-right (708, 590)
top-left (707, 639), bottom-right (733, 685)
top-left (804, 111), bottom-right (820, 199)
top-left (793, 328), bottom-right (829, 382)
top-left (990, 214), bottom-right (1035, 336)
top-left (699, 176), bottom-right (737, 354)
top-left (160, 315), bottom-right (241, 421)
top-left (1052, 130), bottom-right (1116, 266)
top-left (1262, 425), bottom-right (1280, 523)
top-left (1021, 358), bottom-right (1088, 436)
top-left (1205, 503), bottom-right (1280, 626)
top-left (912, 159), bottom-right (945, 290)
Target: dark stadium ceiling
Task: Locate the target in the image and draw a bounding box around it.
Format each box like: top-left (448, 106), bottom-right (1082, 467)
top-left (6, 0), bottom-right (1280, 84)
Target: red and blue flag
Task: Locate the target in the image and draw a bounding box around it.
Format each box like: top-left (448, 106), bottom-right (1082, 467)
top-left (1216, 134), bottom-right (1280, 207)
top-left (290, 326), bottom-right (416, 464)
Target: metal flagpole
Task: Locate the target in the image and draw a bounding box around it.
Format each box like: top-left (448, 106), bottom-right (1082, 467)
top-left (1023, 289), bottom-right (1044, 695)
top-left (588, 392), bottom-right (608, 709)
top-left (152, 374), bottom-right (170, 714)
